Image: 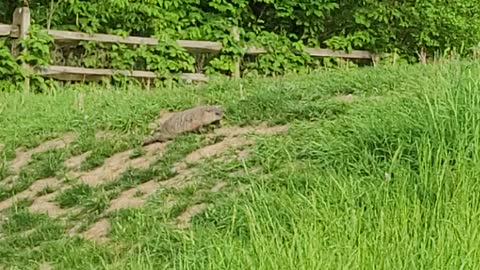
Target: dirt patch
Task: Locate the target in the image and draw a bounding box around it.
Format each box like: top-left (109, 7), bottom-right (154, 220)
top-left (107, 194), bottom-right (145, 212)
top-left (237, 148), bottom-right (251, 160)
top-left (332, 94), bottom-right (357, 103)
top-left (38, 262), bottom-right (54, 270)
top-left (108, 180), bottom-right (160, 212)
top-left (107, 168), bottom-right (198, 213)
top-left (95, 130), bottom-right (131, 141)
top-left (9, 133), bottom-right (77, 174)
top-left (210, 181), bottom-right (228, 193)
top-left (0, 177), bottom-right (62, 212)
top-left (72, 150), bottom-right (133, 186)
top-left (0, 194), bottom-right (23, 212)
top-left (176, 123), bottom-right (287, 170)
top-left (82, 218), bottom-right (110, 243)
top-left (175, 203), bottom-right (209, 229)
top-left (0, 144), bottom-right (4, 153)
top-left (0, 175), bottom-right (18, 189)
top-left (28, 178), bottom-right (62, 194)
top-left (158, 168), bottom-right (199, 189)
top-left (258, 125), bottom-right (289, 135)
top-left (185, 136), bottom-right (253, 165)
top-left (28, 192), bottom-right (66, 218)
top-left (64, 151), bottom-right (92, 171)
top-left (74, 142), bottom-right (169, 187)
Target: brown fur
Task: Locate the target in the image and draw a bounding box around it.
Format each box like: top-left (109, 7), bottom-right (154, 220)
top-left (142, 105), bottom-right (224, 145)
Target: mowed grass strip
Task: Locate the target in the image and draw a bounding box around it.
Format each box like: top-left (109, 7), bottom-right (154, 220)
top-left (1, 62), bottom-right (480, 269)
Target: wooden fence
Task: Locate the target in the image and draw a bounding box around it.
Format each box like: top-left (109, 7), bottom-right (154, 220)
top-left (0, 7), bottom-right (378, 89)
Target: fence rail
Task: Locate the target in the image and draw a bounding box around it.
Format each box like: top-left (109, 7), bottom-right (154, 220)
top-left (36, 65), bottom-right (208, 82)
top-left (47, 30), bottom-right (224, 53)
top-left (1, 7), bottom-right (378, 90)
top-left (46, 29), bottom-right (375, 59)
top-left (246, 47), bottom-right (374, 59)
top-left (0, 24), bottom-right (16, 36)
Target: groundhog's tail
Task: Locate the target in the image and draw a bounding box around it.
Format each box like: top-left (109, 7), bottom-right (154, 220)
top-left (142, 134), bottom-right (168, 146)
top-left (141, 137), bottom-right (155, 146)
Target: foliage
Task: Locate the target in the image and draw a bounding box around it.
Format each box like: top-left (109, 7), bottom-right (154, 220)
top-left (325, 0), bottom-right (480, 58)
top-left (0, 22), bottom-right (55, 92)
top-left (242, 31), bottom-right (318, 76)
top-left (0, 0), bottom-right (18, 24)
top-left (0, 39), bottom-right (26, 92)
top-left (71, 36), bottom-right (195, 76)
top-left (1, 0), bottom-right (480, 91)
top-left (17, 24), bottom-right (54, 66)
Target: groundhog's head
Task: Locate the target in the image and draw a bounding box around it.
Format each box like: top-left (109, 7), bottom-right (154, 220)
top-left (203, 105), bottom-right (224, 123)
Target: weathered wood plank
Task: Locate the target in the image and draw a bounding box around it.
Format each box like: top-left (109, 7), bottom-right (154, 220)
top-left (36, 65), bottom-right (209, 82)
top-left (47, 30), bottom-right (223, 52)
top-left (246, 47), bottom-right (374, 59)
top-left (47, 30), bottom-right (158, 45)
top-left (232, 26), bottom-right (241, 79)
top-left (46, 29), bottom-right (375, 59)
top-left (305, 48), bottom-right (373, 59)
top-left (176, 40), bottom-right (223, 52)
top-left (39, 73), bottom-right (105, 82)
top-left (0, 24), bottom-right (13, 36)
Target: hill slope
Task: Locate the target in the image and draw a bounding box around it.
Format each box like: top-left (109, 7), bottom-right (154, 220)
top-left (1, 62), bottom-right (480, 269)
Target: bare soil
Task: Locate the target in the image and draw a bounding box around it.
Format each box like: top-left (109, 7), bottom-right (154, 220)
top-left (28, 191), bottom-right (67, 218)
top-left (82, 218), bottom-right (111, 243)
top-left (73, 142), bottom-right (169, 187)
top-left (332, 94), bottom-right (357, 103)
top-left (175, 203), bottom-right (209, 229)
top-left (0, 177), bottom-right (62, 212)
top-left (0, 122), bottom-right (288, 242)
top-left (64, 151), bottom-right (92, 171)
top-left (210, 181), bottom-right (228, 193)
top-left (185, 136), bottom-right (252, 164)
top-left (9, 132), bottom-right (77, 174)
top-left (38, 262), bottom-right (54, 270)
top-left (107, 180), bottom-right (161, 211)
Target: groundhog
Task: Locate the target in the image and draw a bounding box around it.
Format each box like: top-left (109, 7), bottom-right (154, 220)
top-left (142, 105), bottom-right (224, 145)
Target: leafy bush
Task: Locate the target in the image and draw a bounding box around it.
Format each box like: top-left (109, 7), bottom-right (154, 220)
top-left (1, 0), bottom-right (480, 91)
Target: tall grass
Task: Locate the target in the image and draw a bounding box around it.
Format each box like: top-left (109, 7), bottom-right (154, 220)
top-left (2, 62), bottom-right (480, 269)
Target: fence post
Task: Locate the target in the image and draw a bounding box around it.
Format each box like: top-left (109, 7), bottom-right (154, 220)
top-left (12, 7), bottom-right (31, 92)
top-left (371, 53), bottom-right (380, 67)
top-left (232, 26), bottom-right (240, 79)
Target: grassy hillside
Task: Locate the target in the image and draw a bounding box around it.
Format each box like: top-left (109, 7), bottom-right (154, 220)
top-left (1, 62), bottom-right (480, 269)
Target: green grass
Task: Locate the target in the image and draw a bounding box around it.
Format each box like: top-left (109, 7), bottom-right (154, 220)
top-left (0, 149), bottom-right (67, 200)
top-left (55, 183), bottom-right (96, 209)
top-left (2, 62), bottom-right (480, 269)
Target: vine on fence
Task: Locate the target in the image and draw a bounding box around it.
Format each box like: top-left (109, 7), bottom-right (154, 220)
top-left (0, 39), bottom-right (25, 92)
top-left (1, 0), bottom-right (480, 91)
